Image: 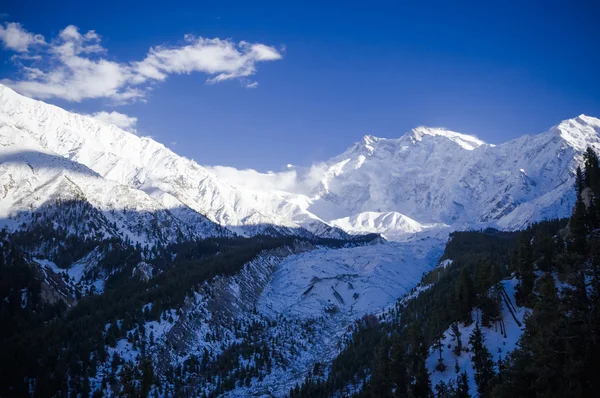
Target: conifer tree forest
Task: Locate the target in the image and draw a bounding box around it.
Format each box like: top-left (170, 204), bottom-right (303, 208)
top-left (290, 147), bottom-right (600, 398)
top-left (2, 148), bottom-right (600, 397)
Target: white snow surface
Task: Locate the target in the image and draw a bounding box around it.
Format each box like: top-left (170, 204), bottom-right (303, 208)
top-left (303, 118), bottom-right (600, 230)
top-left (258, 238), bottom-right (445, 320)
top-left (329, 211), bottom-right (450, 241)
top-left (2, 84), bottom-right (599, 239)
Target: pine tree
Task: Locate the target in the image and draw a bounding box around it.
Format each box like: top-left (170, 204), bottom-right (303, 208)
top-left (456, 371), bottom-right (470, 398)
top-left (516, 233), bottom-right (534, 306)
top-left (450, 322), bottom-right (462, 356)
top-left (389, 335), bottom-right (408, 397)
top-left (434, 380), bottom-right (453, 397)
top-left (456, 268), bottom-right (475, 324)
top-left (583, 147), bottom-right (600, 227)
top-left (494, 274), bottom-right (571, 397)
top-left (570, 197), bottom-right (588, 254)
top-left (140, 357), bottom-right (154, 397)
top-left (469, 322), bottom-right (496, 396)
top-left (521, 274), bottom-right (566, 395)
top-left (371, 339), bottom-right (391, 397)
top-left (576, 166), bottom-right (585, 196)
top-left (474, 258), bottom-right (492, 297)
top-left (584, 147), bottom-right (600, 190)
top-left (407, 326), bottom-right (433, 398)
top-left (432, 319), bottom-right (446, 372)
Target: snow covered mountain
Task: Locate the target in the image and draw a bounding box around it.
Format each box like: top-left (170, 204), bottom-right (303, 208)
top-left (0, 84), bottom-right (341, 239)
top-left (0, 115), bottom-right (226, 247)
top-left (329, 211), bottom-right (450, 241)
top-left (2, 83), bottom-right (600, 398)
top-left (1, 82), bottom-right (599, 241)
top-left (302, 118), bottom-right (600, 232)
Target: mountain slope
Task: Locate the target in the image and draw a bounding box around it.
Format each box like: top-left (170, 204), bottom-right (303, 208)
top-left (0, 125), bottom-right (203, 245)
top-left (0, 84), bottom-right (338, 238)
top-left (3, 84), bottom-right (598, 240)
top-left (302, 117), bottom-right (600, 230)
top-left (329, 211), bottom-right (449, 241)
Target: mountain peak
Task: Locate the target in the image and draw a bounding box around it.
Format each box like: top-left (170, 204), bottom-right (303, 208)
top-left (408, 126), bottom-right (486, 150)
top-left (552, 114), bottom-right (600, 152)
top-left (358, 134), bottom-right (381, 151)
top-left (360, 134), bottom-right (380, 145)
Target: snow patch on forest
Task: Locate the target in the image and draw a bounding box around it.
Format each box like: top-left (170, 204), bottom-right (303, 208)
top-left (426, 278), bottom-right (529, 394)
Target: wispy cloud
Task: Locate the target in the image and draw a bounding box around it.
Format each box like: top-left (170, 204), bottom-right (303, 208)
top-left (207, 165), bottom-right (301, 192)
top-left (85, 111), bottom-right (138, 134)
top-left (205, 162), bottom-right (332, 196)
top-left (0, 22), bottom-right (45, 52)
top-left (0, 22), bottom-right (283, 103)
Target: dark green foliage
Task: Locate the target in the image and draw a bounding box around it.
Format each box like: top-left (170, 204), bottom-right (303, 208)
top-left (456, 371), bottom-right (470, 398)
top-left (290, 226), bottom-right (528, 397)
top-left (584, 147), bottom-right (600, 193)
top-left (469, 322), bottom-right (496, 396)
top-left (491, 147), bottom-right (600, 397)
top-left (456, 267), bottom-right (475, 324)
top-left (290, 205), bottom-right (573, 397)
top-left (1, 222), bottom-right (380, 397)
top-left (434, 371), bottom-right (471, 398)
top-left (576, 166), bottom-right (584, 196)
top-left (515, 232), bottom-right (535, 306)
top-left (407, 325), bottom-right (433, 398)
top-left (569, 197), bottom-right (588, 254)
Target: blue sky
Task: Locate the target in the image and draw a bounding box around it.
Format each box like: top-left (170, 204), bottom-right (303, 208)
top-left (1, 0), bottom-right (599, 171)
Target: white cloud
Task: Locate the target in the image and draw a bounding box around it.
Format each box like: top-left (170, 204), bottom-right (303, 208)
top-left (0, 22), bottom-right (45, 52)
top-left (0, 22), bottom-right (283, 103)
top-left (86, 111), bottom-right (138, 133)
top-left (205, 162), bottom-right (330, 196)
top-left (133, 36), bottom-right (282, 86)
top-left (207, 166), bottom-right (300, 193)
top-left (3, 25), bottom-right (142, 103)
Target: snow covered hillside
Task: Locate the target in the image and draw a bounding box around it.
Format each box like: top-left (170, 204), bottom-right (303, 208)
top-left (300, 117), bottom-right (600, 231)
top-left (426, 278), bottom-right (528, 395)
top-left (0, 117), bottom-right (224, 246)
top-left (259, 238), bottom-right (444, 320)
top-left (77, 237), bottom-right (445, 397)
top-left (329, 211), bottom-right (450, 241)
top-left (0, 84), bottom-right (337, 238)
top-left (2, 83), bottom-right (599, 240)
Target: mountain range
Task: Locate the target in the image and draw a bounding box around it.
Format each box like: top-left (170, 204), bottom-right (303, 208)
top-left (2, 83), bottom-right (600, 397)
top-left (2, 83), bottom-right (599, 243)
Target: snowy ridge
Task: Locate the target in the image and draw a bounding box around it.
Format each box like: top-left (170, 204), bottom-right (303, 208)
top-left (0, 120), bottom-right (218, 246)
top-left (258, 238), bottom-right (445, 320)
top-left (302, 116), bottom-right (600, 231)
top-left (0, 84), bottom-right (333, 238)
top-left (329, 211), bottom-right (449, 241)
top-left (410, 126), bottom-right (486, 150)
top-left (2, 84), bottom-right (600, 240)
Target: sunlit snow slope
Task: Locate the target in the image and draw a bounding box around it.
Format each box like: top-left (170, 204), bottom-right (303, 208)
top-left (2, 83), bottom-right (600, 239)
